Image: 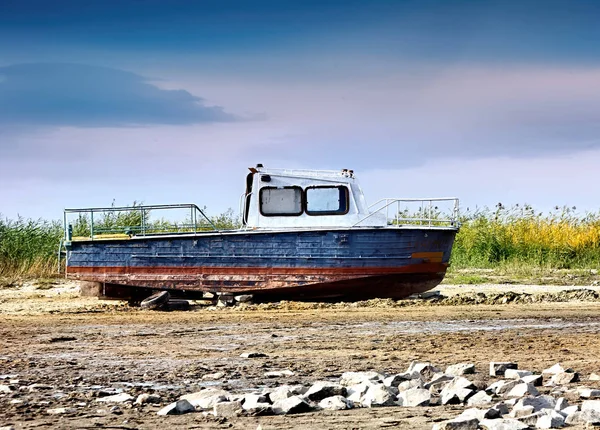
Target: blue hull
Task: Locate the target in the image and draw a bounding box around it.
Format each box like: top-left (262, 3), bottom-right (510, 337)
top-left (67, 227), bottom-right (457, 301)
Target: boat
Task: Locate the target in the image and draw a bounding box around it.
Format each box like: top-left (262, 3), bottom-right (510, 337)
top-left (62, 165), bottom-right (460, 302)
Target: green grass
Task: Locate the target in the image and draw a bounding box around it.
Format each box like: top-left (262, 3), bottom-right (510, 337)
top-left (450, 205), bottom-right (600, 270)
top-left (0, 216), bottom-right (63, 279)
top-left (0, 206), bottom-right (241, 279)
top-left (2, 204), bottom-right (600, 281)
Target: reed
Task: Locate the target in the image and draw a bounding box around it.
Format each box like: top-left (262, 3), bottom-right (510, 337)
top-left (0, 216), bottom-right (63, 278)
top-left (1, 204), bottom-right (599, 280)
top-left (0, 208), bottom-right (241, 279)
top-left (451, 204), bottom-right (600, 269)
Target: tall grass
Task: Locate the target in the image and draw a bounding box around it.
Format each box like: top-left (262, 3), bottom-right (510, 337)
top-left (0, 216), bottom-right (63, 277)
top-left (1, 204), bottom-right (599, 279)
top-left (452, 205), bottom-right (600, 269)
top-left (0, 207), bottom-right (241, 278)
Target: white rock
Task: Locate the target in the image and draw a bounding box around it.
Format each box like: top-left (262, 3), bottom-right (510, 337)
top-left (339, 371), bottom-right (383, 386)
top-left (446, 363), bottom-right (476, 377)
top-left (242, 393), bottom-right (269, 409)
top-left (505, 369), bottom-right (533, 379)
top-left (561, 405), bottom-right (578, 416)
top-left (490, 362), bottom-right (518, 376)
top-left (505, 383), bottom-right (539, 399)
top-left (46, 407), bottom-right (76, 415)
top-left (446, 377), bottom-right (476, 391)
top-left (202, 372), bottom-right (225, 380)
top-left (398, 378), bottom-right (424, 392)
top-left (578, 387), bottom-right (600, 399)
top-left (515, 395), bottom-right (556, 412)
top-left (467, 391), bottom-right (493, 407)
top-left (213, 401), bottom-right (243, 417)
top-left (442, 388), bottom-right (474, 405)
top-left (96, 393), bottom-right (133, 403)
top-left (432, 418), bottom-right (479, 430)
top-left (521, 374), bottom-right (543, 386)
top-left (0, 374), bottom-right (18, 379)
top-left (515, 411), bottom-right (545, 426)
top-left (361, 384), bottom-right (396, 407)
top-left (397, 387), bottom-right (430, 407)
top-left (550, 372), bottom-right (579, 385)
top-left (487, 380), bottom-right (520, 395)
top-left (234, 294), bottom-right (253, 303)
top-left (441, 377), bottom-right (476, 405)
top-left (383, 373), bottom-right (413, 388)
top-left (0, 385), bottom-right (13, 393)
top-left (509, 405), bottom-right (535, 418)
top-left (565, 409), bottom-right (600, 425)
top-left (408, 361), bottom-right (440, 379)
top-left (240, 352), bottom-right (267, 358)
top-left (542, 363), bottom-right (567, 375)
top-left (457, 407), bottom-right (499, 421)
top-left (264, 370), bottom-right (294, 378)
top-left (590, 373), bottom-right (600, 381)
top-left (181, 388), bottom-right (231, 409)
top-left (565, 400), bottom-right (600, 425)
top-left (243, 403), bottom-right (272, 416)
top-left (346, 381), bottom-right (375, 405)
top-left (318, 395), bottom-right (352, 411)
top-left (536, 410), bottom-right (565, 429)
top-left (135, 393), bottom-right (161, 405)
top-left (582, 399), bottom-right (600, 412)
top-left (272, 395), bottom-right (311, 415)
top-left (424, 374), bottom-right (455, 390)
top-left (267, 386), bottom-right (294, 403)
top-left (479, 418), bottom-right (529, 430)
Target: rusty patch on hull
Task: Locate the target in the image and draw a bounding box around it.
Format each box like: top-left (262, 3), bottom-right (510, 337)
top-left (67, 263), bottom-right (448, 301)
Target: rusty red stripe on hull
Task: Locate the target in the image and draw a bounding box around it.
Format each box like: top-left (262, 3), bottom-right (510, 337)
top-left (67, 263), bottom-right (447, 276)
top-left (68, 263), bottom-right (449, 301)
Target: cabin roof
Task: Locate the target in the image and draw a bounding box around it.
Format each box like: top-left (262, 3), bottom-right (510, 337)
top-left (252, 166), bottom-right (356, 181)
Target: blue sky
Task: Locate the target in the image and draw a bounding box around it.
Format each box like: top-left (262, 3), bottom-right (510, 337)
top-left (1, 0), bottom-right (600, 219)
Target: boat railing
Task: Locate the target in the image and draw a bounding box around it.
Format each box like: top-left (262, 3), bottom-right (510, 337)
top-left (63, 203), bottom-right (219, 241)
top-left (354, 197), bottom-right (460, 227)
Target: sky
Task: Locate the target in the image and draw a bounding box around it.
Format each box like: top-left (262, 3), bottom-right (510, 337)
top-left (1, 0), bottom-right (600, 220)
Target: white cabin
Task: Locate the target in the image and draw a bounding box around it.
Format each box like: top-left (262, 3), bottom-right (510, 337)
top-left (241, 166), bottom-right (386, 229)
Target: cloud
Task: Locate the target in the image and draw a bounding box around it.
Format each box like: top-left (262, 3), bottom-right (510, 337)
top-left (0, 63), bottom-right (239, 128)
top-left (192, 65), bottom-right (600, 165)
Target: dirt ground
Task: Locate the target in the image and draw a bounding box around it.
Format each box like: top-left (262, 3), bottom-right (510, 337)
top-left (1, 281), bottom-right (600, 429)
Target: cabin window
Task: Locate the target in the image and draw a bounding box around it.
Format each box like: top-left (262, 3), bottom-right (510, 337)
top-left (305, 186), bottom-right (350, 215)
top-left (259, 186), bottom-right (303, 216)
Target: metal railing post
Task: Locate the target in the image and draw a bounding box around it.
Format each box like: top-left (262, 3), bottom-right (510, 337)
top-left (193, 207), bottom-right (197, 233)
top-left (429, 200), bottom-right (432, 227)
top-left (141, 208), bottom-right (146, 236)
top-left (90, 211), bottom-right (94, 240)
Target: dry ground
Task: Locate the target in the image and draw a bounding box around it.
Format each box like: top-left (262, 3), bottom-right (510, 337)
top-left (1, 281), bottom-right (600, 429)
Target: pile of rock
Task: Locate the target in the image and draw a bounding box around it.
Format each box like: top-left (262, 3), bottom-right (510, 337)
top-left (433, 362), bottom-right (600, 429)
top-left (137, 360), bottom-right (600, 429)
top-left (4, 360), bottom-right (599, 429)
